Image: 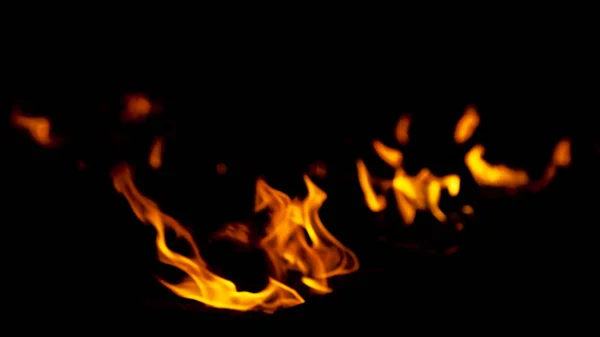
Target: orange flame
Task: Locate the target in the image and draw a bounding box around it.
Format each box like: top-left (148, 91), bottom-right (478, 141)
top-left (111, 164), bottom-right (357, 313)
top-left (358, 139), bottom-right (461, 226)
top-left (395, 114), bottom-right (411, 145)
top-left (256, 175), bottom-right (359, 294)
top-left (455, 107), bottom-right (572, 190)
top-left (122, 94), bottom-right (152, 122)
top-left (149, 137), bottom-right (164, 169)
top-left (111, 164), bottom-right (303, 313)
top-left (453, 105), bottom-right (480, 144)
top-left (11, 108), bottom-right (58, 147)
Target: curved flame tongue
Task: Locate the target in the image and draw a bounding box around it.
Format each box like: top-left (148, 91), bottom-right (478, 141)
top-left (111, 163), bottom-right (304, 313)
top-left (111, 164), bottom-right (358, 313)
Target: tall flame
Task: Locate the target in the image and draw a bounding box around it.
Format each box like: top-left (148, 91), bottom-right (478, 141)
top-left (111, 164), bottom-right (358, 313)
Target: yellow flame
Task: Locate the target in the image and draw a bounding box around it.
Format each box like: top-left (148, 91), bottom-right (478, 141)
top-left (464, 144), bottom-right (530, 188)
top-left (454, 105), bottom-right (480, 144)
top-left (359, 139), bottom-right (461, 225)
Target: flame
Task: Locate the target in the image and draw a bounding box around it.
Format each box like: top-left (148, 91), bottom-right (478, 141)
top-left (112, 164), bottom-right (357, 313)
top-left (11, 108), bottom-right (58, 147)
top-left (358, 140), bottom-right (461, 225)
top-left (395, 114), bottom-right (411, 145)
top-left (256, 175), bottom-right (359, 294)
top-left (454, 105), bottom-right (480, 144)
top-left (122, 94), bottom-right (152, 122)
top-left (111, 163), bottom-right (304, 313)
top-left (465, 141), bottom-right (572, 189)
top-left (453, 106), bottom-right (571, 190)
top-left (464, 144), bottom-right (530, 188)
top-left (149, 137), bottom-right (164, 169)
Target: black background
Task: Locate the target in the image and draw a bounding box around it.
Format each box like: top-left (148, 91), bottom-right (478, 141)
top-left (6, 57), bottom-right (599, 329)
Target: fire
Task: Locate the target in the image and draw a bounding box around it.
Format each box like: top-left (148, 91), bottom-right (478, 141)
top-left (148, 137), bottom-right (164, 169)
top-left (395, 114), bottom-right (411, 145)
top-left (358, 105), bottom-right (573, 230)
top-left (111, 164), bottom-right (357, 313)
top-left (357, 139), bottom-right (461, 226)
top-left (11, 108), bottom-right (58, 147)
top-left (453, 105), bottom-right (480, 145)
top-left (256, 175), bottom-right (359, 294)
top-left (122, 94), bottom-right (152, 122)
top-left (455, 107), bottom-right (572, 190)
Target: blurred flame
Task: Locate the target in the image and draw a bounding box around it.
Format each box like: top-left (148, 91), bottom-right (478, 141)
top-left (454, 105), bottom-right (480, 144)
top-left (462, 205), bottom-right (474, 215)
top-left (216, 163), bottom-right (228, 175)
top-left (358, 140), bottom-right (461, 226)
top-left (122, 94), bottom-right (152, 122)
top-left (308, 161), bottom-right (327, 178)
top-left (213, 223), bottom-right (251, 245)
top-left (356, 159), bottom-right (387, 212)
top-left (464, 144), bottom-right (530, 188)
top-left (149, 137), bottom-right (164, 169)
top-left (112, 164), bottom-right (357, 312)
top-left (11, 108), bottom-right (58, 147)
top-left (395, 114), bottom-right (411, 145)
top-left (464, 141), bottom-right (572, 190)
top-left (111, 163), bottom-right (304, 313)
top-left (454, 106), bottom-right (572, 190)
top-left (256, 175), bottom-right (359, 294)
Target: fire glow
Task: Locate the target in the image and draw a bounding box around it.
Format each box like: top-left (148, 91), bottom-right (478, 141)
top-left (357, 105), bottom-right (572, 230)
top-left (11, 98), bottom-right (574, 314)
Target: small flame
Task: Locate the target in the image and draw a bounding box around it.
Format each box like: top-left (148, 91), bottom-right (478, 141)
top-left (149, 137), bottom-right (164, 169)
top-left (464, 141), bottom-right (572, 190)
top-left (395, 114), bottom-right (411, 145)
top-left (122, 94), bottom-right (152, 122)
top-left (11, 108), bottom-right (58, 147)
top-left (454, 107), bottom-right (572, 191)
top-left (358, 140), bottom-right (460, 226)
top-left (454, 105), bottom-right (480, 144)
top-left (464, 144), bottom-right (530, 188)
top-left (112, 164), bottom-right (357, 313)
top-left (111, 164), bottom-right (304, 313)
